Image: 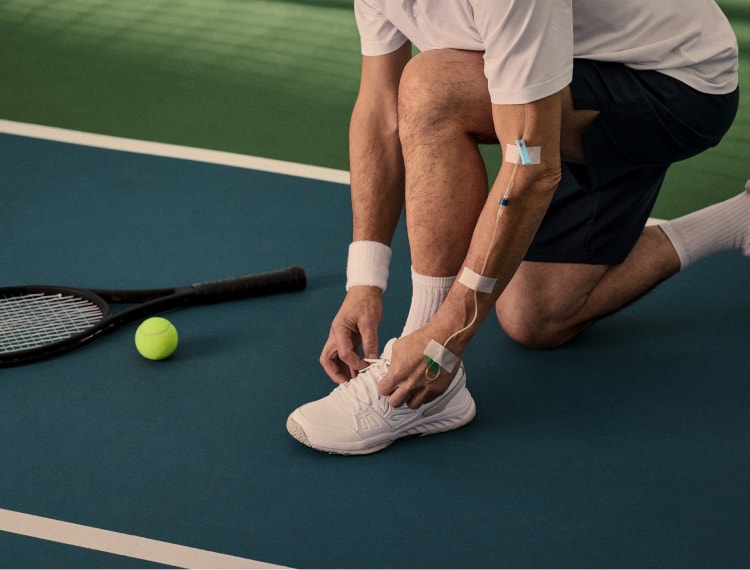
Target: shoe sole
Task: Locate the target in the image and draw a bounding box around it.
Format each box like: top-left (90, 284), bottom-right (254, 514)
top-left (286, 396), bottom-right (477, 456)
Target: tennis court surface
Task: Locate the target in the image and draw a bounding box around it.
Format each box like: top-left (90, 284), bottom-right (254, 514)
top-left (1, 125), bottom-right (749, 568)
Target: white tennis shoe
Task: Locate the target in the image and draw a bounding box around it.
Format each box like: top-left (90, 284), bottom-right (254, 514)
top-left (286, 339), bottom-right (476, 455)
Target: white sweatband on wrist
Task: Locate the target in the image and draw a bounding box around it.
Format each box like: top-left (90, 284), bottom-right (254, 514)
top-left (346, 241), bottom-right (392, 292)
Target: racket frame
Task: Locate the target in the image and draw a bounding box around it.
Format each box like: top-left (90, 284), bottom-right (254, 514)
top-left (0, 266), bottom-right (305, 367)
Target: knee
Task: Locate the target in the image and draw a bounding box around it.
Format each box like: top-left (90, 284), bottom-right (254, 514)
top-left (398, 52), bottom-right (460, 140)
top-left (495, 304), bottom-right (572, 350)
top-left (398, 50), bottom-right (492, 142)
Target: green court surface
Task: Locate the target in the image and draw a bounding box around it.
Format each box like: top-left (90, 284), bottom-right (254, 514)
top-left (1, 0), bottom-right (749, 213)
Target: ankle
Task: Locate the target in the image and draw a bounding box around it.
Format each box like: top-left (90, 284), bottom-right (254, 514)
top-left (660, 182), bottom-right (750, 269)
top-left (400, 269), bottom-right (455, 337)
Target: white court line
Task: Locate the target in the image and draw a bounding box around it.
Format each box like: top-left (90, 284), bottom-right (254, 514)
top-left (0, 508), bottom-right (288, 569)
top-left (0, 119), bottom-right (350, 186)
top-left (0, 119), bottom-right (666, 224)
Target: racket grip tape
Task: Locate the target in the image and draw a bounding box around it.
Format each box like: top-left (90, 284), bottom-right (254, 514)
top-left (191, 266), bottom-right (306, 303)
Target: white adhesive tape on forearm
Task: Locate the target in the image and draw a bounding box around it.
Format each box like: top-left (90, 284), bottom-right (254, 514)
top-left (458, 267), bottom-right (497, 293)
top-left (346, 241), bottom-right (392, 292)
top-left (423, 339), bottom-right (460, 373)
top-left (505, 143), bottom-right (541, 165)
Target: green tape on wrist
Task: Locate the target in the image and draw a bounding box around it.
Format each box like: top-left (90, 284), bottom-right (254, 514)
top-left (423, 355), bottom-right (441, 375)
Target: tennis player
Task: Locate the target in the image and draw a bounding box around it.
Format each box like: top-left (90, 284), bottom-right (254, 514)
top-left (287, 0), bottom-right (743, 454)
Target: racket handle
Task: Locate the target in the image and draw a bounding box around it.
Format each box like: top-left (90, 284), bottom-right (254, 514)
top-left (190, 266), bottom-right (306, 303)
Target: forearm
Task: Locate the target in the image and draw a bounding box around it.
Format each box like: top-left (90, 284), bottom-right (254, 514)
top-left (348, 99), bottom-right (405, 246)
top-left (429, 95), bottom-right (564, 356)
top-left (430, 169), bottom-right (559, 348)
top-left (347, 44), bottom-right (412, 247)
top-left (321, 49), bottom-right (412, 376)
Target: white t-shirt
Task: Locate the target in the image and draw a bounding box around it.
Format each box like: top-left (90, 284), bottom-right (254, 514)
top-left (354, 0), bottom-right (739, 104)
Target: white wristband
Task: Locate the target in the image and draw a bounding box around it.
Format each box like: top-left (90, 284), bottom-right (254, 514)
top-left (346, 241), bottom-right (392, 292)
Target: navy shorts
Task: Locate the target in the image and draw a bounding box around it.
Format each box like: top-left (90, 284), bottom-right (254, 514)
top-left (524, 59), bottom-right (739, 265)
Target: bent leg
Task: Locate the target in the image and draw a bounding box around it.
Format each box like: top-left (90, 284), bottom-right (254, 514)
top-left (497, 61), bottom-right (740, 349)
top-left (396, 50), bottom-right (601, 338)
top-left (496, 225), bottom-right (680, 348)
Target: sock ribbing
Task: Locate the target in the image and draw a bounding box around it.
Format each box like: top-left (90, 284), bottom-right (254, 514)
top-left (659, 182), bottom-right (750, 270)
top-left (400, 269), bottom-right (455, 337)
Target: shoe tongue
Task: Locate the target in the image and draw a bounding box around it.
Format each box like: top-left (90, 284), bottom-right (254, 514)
top-left (381, 338), bottom-right (397, 360)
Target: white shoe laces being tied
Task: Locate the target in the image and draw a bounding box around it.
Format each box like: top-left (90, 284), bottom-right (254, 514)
top-left (286, 337), bottom-right (476, 455)
top-left (335, 355), bottom-right (391, 408)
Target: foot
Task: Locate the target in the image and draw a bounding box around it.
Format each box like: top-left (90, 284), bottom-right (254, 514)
top-left (287, 339), bottom-right (476, 455)
top-left (660, 179), bottom-right (750, 267)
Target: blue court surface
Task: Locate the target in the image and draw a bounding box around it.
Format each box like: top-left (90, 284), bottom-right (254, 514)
top-left (1, 128), bottom-right (749, 569)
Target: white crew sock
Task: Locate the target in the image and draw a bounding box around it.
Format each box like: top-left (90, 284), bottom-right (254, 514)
top-left (400, 269), bottom-right (455, 337)
top-left (659, 180), bottom-right (750, 270)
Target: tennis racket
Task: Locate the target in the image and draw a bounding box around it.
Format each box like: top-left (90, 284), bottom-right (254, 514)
top-left (0, 266), bottom-right (306, 367)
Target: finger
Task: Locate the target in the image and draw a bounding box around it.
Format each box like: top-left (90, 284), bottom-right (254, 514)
top-left (386, 378), bottom-right (443, 408)
top-left (338, 349), bottom-right (368, 376)
top-left (406, 368), bottom-right (455, 408)
top-left (405, 388), bottom-right (438, 409)
top-left (387, 387), bottom-right (410, 409)
top-left (333, 332), bottom-right (369, 374)
top-left (320, 341), bottom-right (352, 384)
top-left (359, 323), bottom-right (380, 360)
top-left (377, 368), bottom-right (399, 398)
top-left (381, 370), bottom-right (414, 408)
top-left (321, 355), bottom-right (351, 384)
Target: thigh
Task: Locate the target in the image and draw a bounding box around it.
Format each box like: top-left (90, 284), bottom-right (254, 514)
top-left (525, 162), bottom-right (667, 265)
top-left (571, 59), bottom-right (739, 190)
top-left (525, 59), bottom-right (741, 267)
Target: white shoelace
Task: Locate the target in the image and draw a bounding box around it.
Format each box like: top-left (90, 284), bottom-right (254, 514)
top-left (336, 357), bottom-right (390, 407)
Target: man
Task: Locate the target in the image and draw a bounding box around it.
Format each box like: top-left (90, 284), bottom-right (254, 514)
top-left (287, 0), bottom-right (742, 455)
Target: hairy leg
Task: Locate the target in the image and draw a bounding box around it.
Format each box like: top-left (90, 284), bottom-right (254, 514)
top-left (496, 227), bottom-right (681, 348)
top-left (495, 74), bottom-right (686, 347)
top-left (397, 50), bottom-right (497, 277)
top-left (398, 50), bottom-right (599, 277)
top-left (397, 48), bottom-right (658, 347)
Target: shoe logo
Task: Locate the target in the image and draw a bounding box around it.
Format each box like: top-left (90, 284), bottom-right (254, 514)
top-left (372, 397), bottom-right (390, 417)
top-left (386, 408), bottom-right (417, 425)
top-left (357, 412), bottom-right (385, 432)
top-left (356, 398), bottom-right (416, 432)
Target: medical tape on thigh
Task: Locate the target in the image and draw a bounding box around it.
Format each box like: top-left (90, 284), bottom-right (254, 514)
top-left (458, 267), bottom-right (496, 294)
top-left (423, 339), bottom-right (460, 373)
top-left (505, 140), bottom-right (541, 165)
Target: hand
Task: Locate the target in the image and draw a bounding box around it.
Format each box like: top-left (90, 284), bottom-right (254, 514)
top-left (320, 286), bottom-right (383, 384)
top-left (377, 329), bottom-right (462, 409)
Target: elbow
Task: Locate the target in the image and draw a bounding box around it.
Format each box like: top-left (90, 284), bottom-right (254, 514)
top-left (530, 163), bottom-right (562, 199)
top-left (543, 166), bottom-right (562, 194)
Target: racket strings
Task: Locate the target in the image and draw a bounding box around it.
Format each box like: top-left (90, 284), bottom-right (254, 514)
top-left (0, 293), bottom-right (104, 352)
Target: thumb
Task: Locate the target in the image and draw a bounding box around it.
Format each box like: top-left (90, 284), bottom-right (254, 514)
top-left (360, 326), bottom-right (380, 360)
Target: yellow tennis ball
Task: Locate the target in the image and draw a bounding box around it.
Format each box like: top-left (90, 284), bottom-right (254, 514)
top-left (135, 317), bottom-right (178, 360)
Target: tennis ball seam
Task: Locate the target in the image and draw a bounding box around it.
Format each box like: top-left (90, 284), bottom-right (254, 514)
top-left (135, 317), bottom-right (178, 360)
